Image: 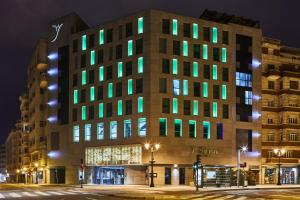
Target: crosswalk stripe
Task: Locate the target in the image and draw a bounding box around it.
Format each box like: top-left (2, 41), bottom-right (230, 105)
top-left (214, 195), bottom-right (235, 200)
top-left (47, 191), bottom-right (64, 195)
top-left (60, 191), bottom-right (77, 195)
top-left (22, 192), bottom-right (38, 197)
top-left (0, 194), bottom-right (4, 199)
top-left (8, 192), bottom-right (21, 198)
top-left (34, 191), bottom-right (50, 196)
top-left (235, 197), bottom-right (247, 200)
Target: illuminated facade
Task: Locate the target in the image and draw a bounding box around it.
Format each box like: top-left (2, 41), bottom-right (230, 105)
top-left (261, 38), bottom-right (300, 184)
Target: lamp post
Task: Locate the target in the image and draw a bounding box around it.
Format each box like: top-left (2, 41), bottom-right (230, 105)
top-left (273, 148), bottom-right (285, 186)
top-left (144, 143), bottom-right (160, 187)
top-left (16, 169), bottom-right (20, 183)
top-left (237, 146), bottom-right (248, 187)
top-left (22, 167), bottom-right (27, 184)
top-left (34, 163), bottom-right (39, 184)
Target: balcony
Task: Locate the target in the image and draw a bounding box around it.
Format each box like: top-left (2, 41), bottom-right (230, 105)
top-left (263, 158), bottom-right (299, 164)
top-left (263, 68), bottom-right (281, 80)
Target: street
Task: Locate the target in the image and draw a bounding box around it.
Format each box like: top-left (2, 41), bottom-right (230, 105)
top-left (0, 184), bottom-right (300, 199)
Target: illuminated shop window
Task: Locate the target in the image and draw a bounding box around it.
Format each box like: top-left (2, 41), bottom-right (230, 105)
top-left (97, 123), bottom-right (104, 140)
top-left (90, 50), bottom-right (95, 65)
top-left (183, 40), bottom-right (188, 57)
top-left (138, 57), bottom-right (144, 73)
top-left (73, 89), bottom-right (78, 104)
top-left (174, 119), bottom-right (182, 137)
top-left (193, 23), bottom-right (198, 39)
top-left (183, 80), bottom-right (188, 95)
top-left (82, 35), bottom-right (86, 50)
top-left (128, 40), bottom-right (133, 56)
top-left (138, 17), bottom-right (143, 34)
top-left (99, 29), bottom-right (104, 45)
top-left (202, 44), bottom-right (208, 60)
top-left (222, 85), bottom-right (227, 100)
top-left (108, 83), bottom-right (113, 98)
top-left (85, 124), bottom-right (91, 141)
top-left (118, 100), bottom-right (123, 116)
top-left (245, 91), bottom-right (253, 105)
top-left (128, 79), bottom-right (133, 95)
top-left (81, 106), bottom-right (86, 120)
top-left (172, 19), bottom-right (178, 36)
top-left (159, 118), bottom-right (167, 136)
top-left (82, 70), bottom-right (86, 85)
top-left (173, 79), bottom-right (180, 95)
top-left (173, 98), bottom-right (178, 114)
top-left (189, 120), bottom-right (196, 138)
top-left (222, 47), bottom-right (227, 63)
top-left (124, 120), bottom-right (132, 138)
top-left (203, 121), bottom-right (210, 139)
top-left (138, 118), bottom-right (146, 137)
top-left (110, 121), bottom-right (117, 139)
top-left (118, 62), bottom-right (123, 78)
top-left (203, 82), bottom-right (208, 98)
top-left (193, 62), bottom-right (198, 77)
top-left (99, 66), bottom-right (104, 81)
top-left (138, 97), bottom-right (143, 113)
top-left (193, 100), bottom-right (198, 116)
top-left (98, 103), bottom-right (104, 118)
top-left (213, 102), bottom-right (218, 118)
top-left (213, 64), bottom-right (217, 80)
top-left (73, 125), bottom-right (79, 142)
top-left (236, 72), bottom-right (252, 87)
top-left (172, 58), bottom-right (178, 75)
top-left (212, 27), bottom-right (218, 43)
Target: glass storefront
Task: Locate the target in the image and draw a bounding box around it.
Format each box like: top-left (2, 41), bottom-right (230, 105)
top-left (264, 167), bottom-right (297, 184)
top-left (93, 166), bottom-right (124, 185)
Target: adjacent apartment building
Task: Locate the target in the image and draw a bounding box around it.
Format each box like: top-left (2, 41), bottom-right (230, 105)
top-left (261, 38), bottom-right (300, 184)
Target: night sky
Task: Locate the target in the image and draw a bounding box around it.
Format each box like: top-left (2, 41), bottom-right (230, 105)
top-left (0, 0), bottom-right (299, 144)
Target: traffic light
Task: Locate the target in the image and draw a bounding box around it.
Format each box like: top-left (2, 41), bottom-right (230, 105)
top-left (80, 159), bottom-right (84, 170)
top-left (193, 162), bottom-right (198, 170)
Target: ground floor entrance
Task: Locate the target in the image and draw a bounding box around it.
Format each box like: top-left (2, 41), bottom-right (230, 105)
top-left (93, 166), bottom-right (124, 185)
top-left (264, 166), bottom-right (298, 184)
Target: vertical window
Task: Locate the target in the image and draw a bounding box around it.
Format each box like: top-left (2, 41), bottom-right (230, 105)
top-left (138, 97), bottom-right (143, 113)
top-left (245, 91), bottom-right (253, 105)
top-left (110, 121), bottom-right (117, 139)
top-left (193, 62), bottom-right (198, 77)
top-left (213, 64), bottom-right (217, 80)
top-left (193, 100), bottom-right (198, 116)
top-left (174, 119), bottom-right (182, 137)
top-left (82, 70), bottom-right (86, 85)
top-left (172, 58), bottom-right (178, 75)
top-left (138, 17), bottom-right (143, 34)
top-left (99, 29), bottom-right (104, 45)
top-left (173, 79), bottom-right (180, 95)
top-left (127, 79), bottom-right (133, 95)
top-left (81, 106), bottom-right (86, 120)
top-left (202, 44), bottom-right (208, 60)
top-left (222, 85), bottom-right (227, 100)
top-left (90, 50), bottom-right (95, 65)
top-left (90, 86), bottom-right (95, 102)
top-left (183, 80), bottom-right (188, 95)
top-left (85, 124), bottom-right (91, 141)
top-left (124, 120), bottom-right (132, 138)
top-left (193, 23), bottom-right (198, 39)
top-left (82, 35), bottom-right (86, 50)
top-left (138, 57), bottom-right (144, 73)
top-left (118, 62), bottom-right (123, 78)
top-left (203, 82), bottom-right (208, 98)
top-left (183, 41), bottom-right (188, 57)
top-left (189, 120), bottom-right (196, 138)
top-left (212, 27), bottom-right (218, 43)
top-left (203, 121), bottom-right (210, 139)
top-left (173, 98), bottom-right (178, 114)
top-left (128, 40), bottom-right (133, 56)
top-left (73, 125), bottom-right (79, 142)
top-left (99, 66), bottom-right (104, 81)
top-left (118, 100), bottom-right (123, 116)
top-left (222, 47), bottom-right (227, 63)
top-left (217, 123), bottom-right (223, 140)
top-left (138, 118), bottom-right (146, 137)
top-left (213, 102), bottom-right (218, 118)
top-left (108, 83), bottom-right (113, 98)
top-left (99, 103), bottom-right (104, 118)
top-left (97, 123), bottom-right (104, 140)
top-left (172, 19), bottom-right (178, 36)
top-left (73, 89), bottom-right (78, 104)
top-left (159, 118), bottom-right (167, 136)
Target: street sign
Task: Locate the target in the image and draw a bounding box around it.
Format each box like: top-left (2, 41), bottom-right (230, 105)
top-left (240, 162), bottom-right (247, 168)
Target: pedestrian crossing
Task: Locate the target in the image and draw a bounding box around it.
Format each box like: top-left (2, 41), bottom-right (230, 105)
top-left (190, 194), bottom-right (262, 200)
top-left (0, 189), bottom-right (91, 199)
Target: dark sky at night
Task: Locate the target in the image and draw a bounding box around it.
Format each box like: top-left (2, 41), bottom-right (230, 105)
top-left (0, 0), bottom-right (299, 143)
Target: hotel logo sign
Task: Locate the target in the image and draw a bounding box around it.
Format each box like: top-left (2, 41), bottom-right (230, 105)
top-left (51, 23), bottom-right (63, 43)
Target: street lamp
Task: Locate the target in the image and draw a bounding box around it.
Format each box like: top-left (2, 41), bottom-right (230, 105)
top-left (16, 169), bottom-right (20, 183)
top-left (144, 142), bottom-right (160, 187)
top-left (34, 163), bottom-right (39, 184)
top-left (273, 148), bottom-right (285, 186)
top-left (237, 146), bottom-right (248, 187)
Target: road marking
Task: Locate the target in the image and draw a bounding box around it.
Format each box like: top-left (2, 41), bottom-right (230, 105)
top-left (35, 191), bottom-right (51, 196)
top-left (61, 191), bottom-right (77, 195)
top-left (0, 194), bottom-right (4, 199)
top-left (202, 194), bottom-right (222, 199)
top-left (47, 191), bottom-right (64, 195)
top-left (234, 197), bottom-right (247, 200)
top-left (8, 192), bottom-right (22, 198)
top-left (22, 192), bottom-right (38, 196)
top-left (86, 197), bottom-right (97, 200)
top-left (214, 195), bottom-right (235, 200)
